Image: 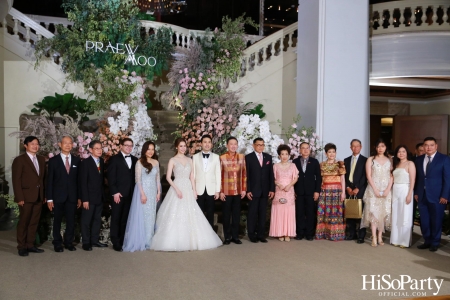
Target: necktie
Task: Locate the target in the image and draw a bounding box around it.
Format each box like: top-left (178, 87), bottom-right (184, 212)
top-left (258, 153), bottom-right (263, 167)
top-left (302, 159), bottom-right (307, 173)
top-left (426, 156), bottom-right (431, 175)
top-left (202, 153), bottom-right (210, 159)
top-left (349, 156), bottom-right (357, 182)
top-left (32, 156), bottom-right (39, 175)
top-left (65, 156), bottom-right (70, 174)
top-left (96, 159), bottom-right (101, 173)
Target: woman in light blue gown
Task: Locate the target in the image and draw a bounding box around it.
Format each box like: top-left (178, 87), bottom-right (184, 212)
top-left (123, 141), bottom-right (160, 252)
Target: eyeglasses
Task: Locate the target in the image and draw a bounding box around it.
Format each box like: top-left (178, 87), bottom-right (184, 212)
top-left (123, 144), bottom-right (133, 147)
top-left (92, 147), bottom-right (102, 151)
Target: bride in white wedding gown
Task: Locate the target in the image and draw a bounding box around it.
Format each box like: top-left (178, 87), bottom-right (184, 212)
top-left (150, 138), bottom-right (222, 251)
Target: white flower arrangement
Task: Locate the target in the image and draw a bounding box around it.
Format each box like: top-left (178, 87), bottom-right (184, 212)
top-left (231, 114), bottom-right (284, 162)
top-left (107, 100), bottom-right (157, 157)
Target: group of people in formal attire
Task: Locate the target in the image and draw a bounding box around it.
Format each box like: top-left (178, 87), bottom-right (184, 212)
top-left (11, 133), bottom-right (449, 256)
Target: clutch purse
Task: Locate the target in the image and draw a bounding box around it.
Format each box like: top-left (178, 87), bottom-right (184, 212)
top-left (279, 198), bottom-right (287, 204)
top-left (344, 196), bottom-right (362, 219)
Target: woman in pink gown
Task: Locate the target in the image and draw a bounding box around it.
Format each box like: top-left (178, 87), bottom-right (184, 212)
top-left (269, 145), bottom-right (299, 241)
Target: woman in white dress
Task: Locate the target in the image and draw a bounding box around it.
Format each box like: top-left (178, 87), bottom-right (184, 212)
top-left (361, 139), bottom-right (393, 247)
top-left (150, 138), bottom-right (222, 251)
top-left (390, 145), bottom-right (416, 248)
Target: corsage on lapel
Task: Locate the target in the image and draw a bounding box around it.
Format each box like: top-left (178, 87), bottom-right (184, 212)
top-left (266, 161), bottom-right (270, 165)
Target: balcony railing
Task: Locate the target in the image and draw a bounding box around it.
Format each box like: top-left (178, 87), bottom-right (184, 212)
top-left (371, 0), bottom-right (450, 35)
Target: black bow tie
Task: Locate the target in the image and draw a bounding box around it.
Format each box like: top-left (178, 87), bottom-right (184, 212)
top-left (124, 155), bottom-right (131, 158)
top-left (202, 153), bottom-right (210, 158)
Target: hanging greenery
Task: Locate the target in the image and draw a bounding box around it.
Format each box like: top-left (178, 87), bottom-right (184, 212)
top-left (34, 0), bottom-right (174, 112)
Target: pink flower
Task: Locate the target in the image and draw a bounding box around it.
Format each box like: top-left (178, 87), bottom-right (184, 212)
top-left (103, 147), bottom-right (109, 153)
top-left (291, 124), bottom-right (297, 128)
top-left (179, 70), bottom-right (183, 74)
top-left (131, 71), bottom-right (136, 76)
top-left (48, 153), bottom-right (54, 158)
top-left (199, 73), bottom-right (203, 77)
top-left (184, 68), bottom-right (188, 73)
top-left (77, 136), bottom-right (83, 143)
top-left (192, 78), bottom-right (196, 83)
top-left (73, 142), bottom-right (77, 148)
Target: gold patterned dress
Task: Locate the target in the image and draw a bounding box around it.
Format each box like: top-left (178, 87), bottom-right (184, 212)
top-left (361, 160), bottom-right (392, 232)
top-left (315, 161), bottom-right (346, 241)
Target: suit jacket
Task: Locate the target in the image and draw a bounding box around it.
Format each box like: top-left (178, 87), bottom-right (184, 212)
top-left (79, 156), bottom-right (105, 205)
top-left (107, 153), bottom-right (138, 198)
top-left (12, 153), bottom-right (46, 203)
top-left (292, 156), bottom-right (321, 196)
top-left (46, 154), bottom-right (80, 203)
top-left (414, 152), bottom-right (450, 203)
top-left (245, 152), bottom-right (275, 198)
top-left (193, 152), bottom-right (221, 195)
top-left (344, 154), bottom-right (368, 199)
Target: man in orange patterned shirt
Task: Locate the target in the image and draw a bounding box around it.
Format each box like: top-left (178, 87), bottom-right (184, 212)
top-left (219, 137), bottom-right (247, 245)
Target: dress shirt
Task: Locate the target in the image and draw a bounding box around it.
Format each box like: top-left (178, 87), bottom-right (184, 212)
top-left (202, 151), bottom-right (210, 171)
top-left (48, 153), bottom-right (72, 203)
top-left (423, 151), bottom-right (437, 175)
top-left (122, 151), bottom-right (132, 169)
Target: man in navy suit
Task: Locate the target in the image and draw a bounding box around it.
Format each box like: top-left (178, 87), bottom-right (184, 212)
top-left (107, 138), bottom-right (138, 251)
top-left (292, 142), bottom-right (321, 241)
top-left (246, 137), bottom-right (275, 243)
top-left (79, 140), bottom-right (107, 251)
top-left (414, 137), bottom-right (450, 252)
top-left (46, 135), bottom-right (81, 252)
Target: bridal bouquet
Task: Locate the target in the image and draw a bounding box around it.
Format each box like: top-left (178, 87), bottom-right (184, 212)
top-left (231, 114), bottom-right (284, 161)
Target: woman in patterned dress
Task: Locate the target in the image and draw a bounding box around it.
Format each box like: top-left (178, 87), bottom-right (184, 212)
top-left (315, 143), bottom-right (346, 241)
top-left (361, 138), bottom-right (393, 247)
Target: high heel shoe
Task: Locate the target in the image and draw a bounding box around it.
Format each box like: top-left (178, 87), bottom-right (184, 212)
top-left (279, 237), bottom-right (284, 242)
top-left (378, 236), bottom-right (384, 246)
top-left (371, 236), bottom-right (378, 247)
top-left (285, 237), bottom-right (290, 242)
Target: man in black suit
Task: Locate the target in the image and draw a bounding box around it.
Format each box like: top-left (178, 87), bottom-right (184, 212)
top-left (46, 135), bottom-right (81, 252)
top-left (292, 142), bottom-right (321, 241)
top-left (412, 142), bottom-right (424, 227)
top-left (79, 140), bottom-right (107, 251)
top-left (344, 139), bottom-right (368, 244)
top-left (107, 138), bottom-right (138, 251)
top-left (245, 137), bottom-right (275, 243)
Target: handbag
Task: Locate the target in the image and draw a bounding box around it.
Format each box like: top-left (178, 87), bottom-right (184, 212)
top-left (344, 196), bottom-right (362, 219)
top-left (279, 198), bottom-right (287, 204)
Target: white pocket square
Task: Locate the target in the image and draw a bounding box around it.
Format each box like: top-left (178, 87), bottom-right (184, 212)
top-left (72, 165), bottom-right (77, 168)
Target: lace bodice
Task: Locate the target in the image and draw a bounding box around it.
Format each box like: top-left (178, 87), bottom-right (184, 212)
top-left (371, 160), bottom-right (391, 191)
top-left (135, 160), bottom-right (160, 190)
top-left (393, 168), bottom-right (409, 185)
top-left (172, 158), bottom-right (192, 181)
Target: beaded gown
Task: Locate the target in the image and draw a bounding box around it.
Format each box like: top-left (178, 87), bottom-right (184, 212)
top-left (150, 158), bottom-right (222, 251)
top-left (361, 160), bottom-right (392, 232)
top-left (123, 161), bottom-right (159, 252)
top-left (390, 168), bottom-right (413, 247)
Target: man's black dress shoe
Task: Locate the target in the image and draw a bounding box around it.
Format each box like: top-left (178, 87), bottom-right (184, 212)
top-left (258, 238), bottom-right (268, 243)
top-left (357, 239), bottom-right (365, 244)
top-left (231, 239), bottom-right (242, 244)
top-left (82, 244), bottom-right (92, 251)
top-left (294, 235), bottom-right (304, 240)
top-left (54, 246), bottom-right (64, 252)
top-left (344, 236), bottom-right (353, 241)
top-left (306, 236), bottom-right (314, 241)
top-left (92, 242), bottom-right (108, 248)
top-left (27, 247), bottom-right (44, 253)
top-left (18, 249), bottom-right (29, 257)
top-left (429, 245), bottom-right (438, 252)
top-left (65, 245), bottom-right (77, 251)
top-left (249, 237), bottom-right (259, 243)
top-left (223, 239), bottom-right (231, 245)
top-left (417, 244), bottom-right (430, 249)
top-left (113, 245), bottom-right (123, 252)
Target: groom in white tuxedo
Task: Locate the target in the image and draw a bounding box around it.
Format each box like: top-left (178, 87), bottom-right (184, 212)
top-left (193, 135), bottom-right (221, 228)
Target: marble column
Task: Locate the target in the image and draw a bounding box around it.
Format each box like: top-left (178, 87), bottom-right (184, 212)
top-left (297, 0), bottom-right (370, 159)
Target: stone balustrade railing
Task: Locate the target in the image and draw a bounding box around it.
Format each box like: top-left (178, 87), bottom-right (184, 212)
top-left (371, 0), bottom-right (450, 35)
top-left (2, 8), bottom-right (54, 46)
top-left (25, 14), bottom-right (73, 34)
top-left (239, 22), bottom-right (297, 80)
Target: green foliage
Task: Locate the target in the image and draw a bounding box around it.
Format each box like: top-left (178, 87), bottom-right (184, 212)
top-left (243, 103), bottom-right (266, 119)
top-left (212, 15), bottom-right (259, 82)
top-left (34, 0), bottom-right (174, 112)
top-left (1, 194), bottom-right (18, 217)
top-left (31, 93), bottom-right (94, 122)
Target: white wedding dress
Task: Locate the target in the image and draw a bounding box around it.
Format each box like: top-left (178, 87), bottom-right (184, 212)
top-left (150, 158), bottom-right (222, 251)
